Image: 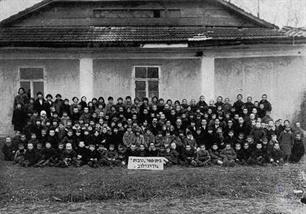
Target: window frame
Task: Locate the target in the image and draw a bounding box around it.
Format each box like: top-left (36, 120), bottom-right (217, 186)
top-left (18, 66), bottom-right (46, 98)
top-left (132, 65), bottom-right (161, 99)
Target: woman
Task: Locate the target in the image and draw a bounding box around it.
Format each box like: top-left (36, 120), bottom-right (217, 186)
top-left (14, 87), bottom-right (29, 108)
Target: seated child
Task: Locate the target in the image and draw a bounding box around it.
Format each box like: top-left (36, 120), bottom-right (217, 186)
top-left (181, 144), bottom-right (197, 166)
top-left (105, 144), bottom-right (119, 167)
top-left (138, 144), bottom-right (147, 157)
top-left (36, 142), bottom-right (56, 167)
top-left (271, 143), bottom-right (284, 166)
top-left (14, 143), bottom-right (26, 165)
top-left (195, 145), bottom-right (211, 167)
top-left (209, 143), bottom-right (223, 165)
top-left (220, 143), bottom-right (237, 167)
top-left (117, 144), bottom-right (127, 166)
top-left (87, 144), bottom-right (99, 168)
top-left (54, 143), bottom-right (65, 166)
top-left (234, 143), bottom-right (244, 164)
top-left (147, 142), bottom-right (158, 157)
top-left (60, 143), bottom-right (77, 167)
top-left (22, 143), bottom-right (38, 167)
top-left (249, 143), bottom-right (265, 166)
top-left (75, 141), bottom-right (89, 167)
top-left (290, 133), bottom-right (305, 163)
top-left (167, 142), bottom-right (180, 166)
top-left (241, 142), bottom-right (252, 164)
top-left (97, 144), bottom-right (108, 166)
top-left (2, 136), bottom-right (15, 161)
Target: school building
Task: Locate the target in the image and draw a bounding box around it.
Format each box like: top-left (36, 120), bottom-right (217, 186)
top-left (0, 0), bottom-right (306, 135)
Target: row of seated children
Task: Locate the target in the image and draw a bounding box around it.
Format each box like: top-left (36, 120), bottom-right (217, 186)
top-left (2, 131), bottom-right (304, 168)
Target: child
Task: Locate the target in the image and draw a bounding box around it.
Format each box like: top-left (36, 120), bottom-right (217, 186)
top-left (147, 142), bottom-right (158, 157)
top-left (181, 144), bottom-right (196, 166)
top-left (87, 144), bottom-right (99, 168)
top-left (75, 141), bottom-right (89, 167)
top-left (105, 144), bottom-right (119, 167)
top-left (290, 133), bottom-right (305, 163)
top-left (47, 129), bottom-right (58, 148)
top-left (28, 133), bottom-right (39, 147)
top-left (249, 143), bottom-right (265, 166)
top-left (54, 143), bottom-right (65, 166)
top-left (271, 143), bottom-right (284, 165)
top-left (123, 126), bottom-right (136, 148)
top-left (234, 143), bottom-right (244, 164)
top-left (209, 143), bottom-right (223, 165)
top-left (241, 142), bottom-right (252, 164)
top-left (220, 143), bottom-right (237, 167)
top-left (138, 144), bottom-right (147, 157)
top-left (279, 126), bottom-right (295, 162)
top-left (195, 145), bottom-right (211, 167)
top-left (60, 143), bottom-right (77, 167)
top-left (36, 142), bottom-right (56, 167)
top-left (14, 143), bottom-right (26, 165)
top-left (117, 144), bottom-right (127, 166)
top-left (185, 132), bottom-right (197, 149)
top-left (2, 136), bottom-right (15, 161)
top-left (168, 142), bottom-right (180, 166)
top-left (22, 143), bottom-right (38, 167)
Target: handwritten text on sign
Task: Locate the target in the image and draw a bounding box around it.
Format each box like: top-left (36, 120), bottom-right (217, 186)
top-left (128, 156), bottom-right (165, 170)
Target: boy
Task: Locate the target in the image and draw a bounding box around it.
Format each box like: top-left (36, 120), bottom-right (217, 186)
top-left (123, 126), bottom-right (136, 148)
top-left (241, 142), bottom-right (252, 164)
top-left (117, 144), bottom-right (127, 166)
top-left (147, 142), bottom-right (158, 157)
top-left (249, 143), bottom-right (265, 166)
top-left (195, 145), bottom-right (211, 167)
top-left (75, 141), bottom-right (89, 167)
top-left (105, 144), bottom-right (119, 167)
top-left (54, 143), bottom-right (65, 166)
top-left (181, 144), bottom-right (197, 166)
top-left (279, 126), bottom-right (295, 162)
top-left (209, 143), bottom-right (223, 165)
top-left (14, 143), bottom-right (26, 165)
top-left (234, 143), bottom-right (244, 164)
top-left (138, 144), bottom-right (147, 157)
top-left (60, 143), bottom-right (77, 167)
top-left (271, 143), bottom-right (284, 166)
top-left (220, 143), bottom-right (237, 167)
top-left (290, 133), bottom-right (305, 163)
top-left (36, 142), bottom-right (56, 167)
top-left (47, 129), bottom-right (58, 148)
top-left (22, 143), bottom-right (38, 167)
top-left (87, 144), bottom-right (99, 168)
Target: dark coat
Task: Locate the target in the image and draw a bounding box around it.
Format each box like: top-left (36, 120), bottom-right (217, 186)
top-left (12, 108), bottom-right (27, 131)
top-left (290, 139), bottom-right (305, 163)
top-left (279, 130), bottom-right (295, 156)
top-left (34, 99), bottom-right (48, 114)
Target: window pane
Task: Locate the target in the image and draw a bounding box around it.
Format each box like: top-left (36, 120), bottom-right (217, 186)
top-left (33, 81), bottom-right (44, 98)
top-left (135, 67), bottom-right (147, 78)
top-left (20, 68), bottom-right (43, 80)
top-left (147, 67), bottom-right (159, 78)
top-left (148, 80), bottom-right (158, 91)
top-left (149, 91), bottom-right (159, 98)
top-left (135, 81), bottom-right (146, 90)
top-left (20, 81), bottom-right (31, 97)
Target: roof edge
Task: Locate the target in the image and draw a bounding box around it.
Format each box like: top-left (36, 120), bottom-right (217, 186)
top-left (0, 0), bottom-right (279, 28)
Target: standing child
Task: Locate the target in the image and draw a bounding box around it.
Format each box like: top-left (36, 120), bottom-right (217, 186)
top-left (279, 126), bottom-right (295, 162)
top-left (290, 133), bottom-right (305, 163)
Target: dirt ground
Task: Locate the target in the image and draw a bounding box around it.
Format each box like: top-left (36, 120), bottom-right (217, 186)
top-left (0, 158), bottom-right (306, 213)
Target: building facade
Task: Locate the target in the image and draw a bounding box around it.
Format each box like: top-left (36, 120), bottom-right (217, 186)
top-left (0, 0), bottom-right (306, 135)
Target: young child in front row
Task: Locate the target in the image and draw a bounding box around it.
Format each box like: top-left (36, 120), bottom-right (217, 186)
top-left (209, 143), bottom-right (223, 165)
top-left (87, 144), bottom-right (99, 168)
top-left (22, 143), bottom-right (38, 167)
top-left (290, 133), bottom-right (305, 163)
top-left (220, 143), bottom-right (237, 167)
top-left (14, 143), bottom-right (26, 165)
top-left (35, 142), bottom-right (56, 167)
top-left (195, 145), bottom-right (211, 167)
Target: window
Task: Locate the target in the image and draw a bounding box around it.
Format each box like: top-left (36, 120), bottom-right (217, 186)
top-left (134, 66), bottom-right (159, 99)
top-left (19, 67), bottom-right (45, 98)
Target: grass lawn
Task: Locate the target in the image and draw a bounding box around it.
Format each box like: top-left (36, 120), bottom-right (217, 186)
top-left (0, 158), bottom-right (306, 213)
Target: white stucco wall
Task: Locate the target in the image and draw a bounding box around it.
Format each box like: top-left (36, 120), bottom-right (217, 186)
top-left (215, 56), bottom-right (306, 121)
top-left (0, 59), bottom-right (79, 135)
top-left (93, 59), bottom-right (202, 101)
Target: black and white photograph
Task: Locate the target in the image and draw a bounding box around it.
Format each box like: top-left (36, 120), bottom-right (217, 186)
top-left (0, 0), bottom-right (306, 213)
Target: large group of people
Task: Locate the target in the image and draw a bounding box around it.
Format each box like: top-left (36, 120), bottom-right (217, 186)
top-left (2, 87), bottom-right (305, 168)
